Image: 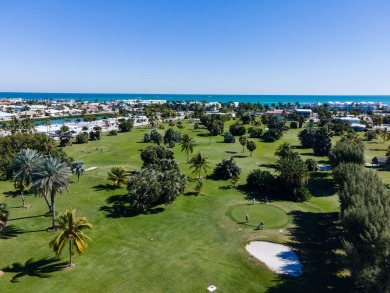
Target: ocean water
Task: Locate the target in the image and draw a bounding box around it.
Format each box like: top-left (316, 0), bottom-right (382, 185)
top-left (1, 92), bottom-right (390, 104)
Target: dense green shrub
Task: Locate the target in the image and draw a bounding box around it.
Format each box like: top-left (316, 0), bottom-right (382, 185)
top-left (140, 145), bottom-right (175, 166)
top-left (127, 167), bottom-right (188, 213)
top-left (246, 169), bottom-right (275, 194)
top-left (223, 132), bottom-right (236, 143)
top-left (164, 128), bottom-right (181, 147)
top-left (263, 129), bottom-right (282, 142)
top-left (312, 127), bottom-right (332, 156)
top-left (298, 127), bottom-right (316, 148)
top-left (275, 155), bottom-right (310, 202)
top-left (364, 131), bottom-right (376, 141)
top-left (213, 158), bottom-right (241, 179)
top-left (108, 130), bottom-right (118, 136)
top-left (248, 127), bottom-right (263, 138)
top-left (76, 132), bottom-right (89, 144)
top-left (274, 143), bottom-right (298, 158)
top-left (328, 140), bottom-right (365, 167)
top-left (118, 119), bottom-right (134, 132)
top-left (290, 121), bottom-right (298, 129)
top-left (229, 123), bottom-right (246, 136)
top-left (144, 133), bottom-right (151, 142)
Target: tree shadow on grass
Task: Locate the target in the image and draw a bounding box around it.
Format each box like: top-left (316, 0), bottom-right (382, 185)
top-left (7, 214), bottom-right (45, 221)
top-left (0, 225), bottom-right (24, 240)
top-left (300, 152), bottom-right (315, 156)
top-left (2, 257), bottom-right (68, 283)
top-left (226, 151), bottom-right (237, 154)
top-left (3, 190), bottom-right (21, 198)
top-left (232, 155), bottom-right (248, 159)
top-left (307, 172), bottom-right (337, 197)
top-left (369, 148), bottom-right (387, 152)
top-left (256, 163), bottom-right (278, 169)
top-left (93, 184), bottom-right (116, 191)
top-left (265, 211), bottom-right (351, 292)
top-left (99, 194), bottom-right (164, 218)
top-left (183, 192), bottom-right (199, 196)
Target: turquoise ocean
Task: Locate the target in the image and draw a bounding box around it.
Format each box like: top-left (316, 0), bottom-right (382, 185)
top-left (1, 92), bottom-right (390, 104)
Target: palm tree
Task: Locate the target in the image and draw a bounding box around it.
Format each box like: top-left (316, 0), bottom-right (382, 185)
top-left (380, 127), bottom-right (390, 142)
top-left (44, 119), bottom-right (52, 134)
top-left (190, 152), bottom-right (210, 179)
top-left (180, 134), bottom-right (195, 163)
top-left (71, 161), bottom-right (85, 183)
top-left (107, 166), bottom-right (131, 188)
top-left (239, 136), bottom-right (248, 153)
top-left (31, 157), bottom-right (71, 229)
top-left (246, 140), bottom-right (257, 156)
top-left (50, 209), bottom-right (93, 267)
top-left (11, 149), bottom-right (42, 208)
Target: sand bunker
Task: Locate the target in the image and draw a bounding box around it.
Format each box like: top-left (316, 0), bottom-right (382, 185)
top-left (85, 167), bottom-right (97, 171)
top-left (246, 241), bottom-right (302, 277)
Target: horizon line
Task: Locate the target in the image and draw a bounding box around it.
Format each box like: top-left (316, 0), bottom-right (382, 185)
top-left (1, 91), bottom-right (390, 96)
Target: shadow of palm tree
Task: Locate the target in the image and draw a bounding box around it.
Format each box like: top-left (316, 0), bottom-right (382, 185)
top-left (99, 194), bottom-right (165, 218)
top-left (93, 183), bottom-right (115, 191)
top-left (3, 257), bottom-right (68, 283)
top-left (3, 190), bottom-right (21, 198)
top-left (232, 155), bottom-right (248, 159)
top-left (0, 225), bottom-right (24, 240)
top-left (7, 214), bottom-right (45, 221)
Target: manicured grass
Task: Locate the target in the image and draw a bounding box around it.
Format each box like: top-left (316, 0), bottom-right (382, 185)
top-left (1, 121), bottom-right (385, 292)
top-left (229, 203), bottom-right (289, 228)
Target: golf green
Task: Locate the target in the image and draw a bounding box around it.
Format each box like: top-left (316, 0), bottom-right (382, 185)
top-left (229, 203), bottom-right (289, 228)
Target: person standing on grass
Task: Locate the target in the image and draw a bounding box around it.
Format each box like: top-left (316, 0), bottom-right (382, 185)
top-left (246, 214), bottom-right (249, 222)
top-left (252, 198), bottom-right (255, 205)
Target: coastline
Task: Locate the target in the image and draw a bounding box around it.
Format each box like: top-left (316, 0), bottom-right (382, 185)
top-left (1, 92), bottom-right (390, 104)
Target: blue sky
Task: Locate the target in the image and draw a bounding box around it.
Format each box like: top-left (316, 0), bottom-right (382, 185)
top-left (0, 0), bottom-right (390, 94)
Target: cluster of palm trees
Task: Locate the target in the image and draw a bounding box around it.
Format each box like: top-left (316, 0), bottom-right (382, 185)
top-left (10, 149), bottom-right (92, 267)
top-left (11, 149), bottom-right (86, 229)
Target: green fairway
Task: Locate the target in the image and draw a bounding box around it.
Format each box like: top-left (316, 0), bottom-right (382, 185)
top-left (229, 203), bottom-right (289, 228)
top-left (2, 121), bottom-right (387, 292)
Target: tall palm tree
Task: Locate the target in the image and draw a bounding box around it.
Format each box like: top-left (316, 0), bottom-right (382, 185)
top-left (11, 149), bottom-right (42, 208)
top-left (190, 152), bottom-right (210, 179)
top-left (239, 136), bottom-right (248, 153)
top-left (180, 134), bottom-right (195, 163)
top-left (107, 166), bottom-right (131, 188)
top-left (380, 127), bottom-right (390, 142)
top-left (71, 161), bottom-right (85, 183)
top-left (50, 209), bottom-right (93, 267)
top-left (31, 157), bottom-right (71, 229)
